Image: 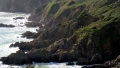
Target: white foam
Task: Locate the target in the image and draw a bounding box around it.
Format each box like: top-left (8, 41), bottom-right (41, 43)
top-left (0, 62), bottom-right (82, 68)
top-left (0, 12), bottom-right (37, 57)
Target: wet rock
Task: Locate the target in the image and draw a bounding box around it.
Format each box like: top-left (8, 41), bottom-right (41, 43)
top-left (76, 57), bottom-right (89, 65)
top-left (66, 62), bottom-right (74, 65)
top-left (10, 42), bottom-right (20, 47)
top-left (10, 42), bottom-right (32, 51)
top-left (1, 50), bottom-right (32, 65)
top-left (0, 23), bottom-right (15, 27)
top-left (13, 17), bottom-right (25, 20)
top-left (21, 31), bottom-right (36, 39)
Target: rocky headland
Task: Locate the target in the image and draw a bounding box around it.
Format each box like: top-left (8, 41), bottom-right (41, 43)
top-left (0, 0), bottom-right (120, 68)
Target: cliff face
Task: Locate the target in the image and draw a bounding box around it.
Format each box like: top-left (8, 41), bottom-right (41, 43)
top-left (1, 0), bottom-right (120, 66)
top-left (0, 0), bottom-right (50, 12)
top-left (28, 0), bottom-right (120, 57)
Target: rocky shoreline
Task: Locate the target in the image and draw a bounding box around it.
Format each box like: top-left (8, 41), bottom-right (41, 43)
top-left (0, 0), bottom-right (120, 68)
top-left (1, 50), bottom-right (120, 68)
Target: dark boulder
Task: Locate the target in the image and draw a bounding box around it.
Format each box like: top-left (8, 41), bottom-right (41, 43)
top-left (9, 42), bottom-right (32, 51)
top-left (21, 31), bottom-right (36, 39)
top-left (10, 42), bottom-right (20, 47)
top-left (13, 17), bottom-right (25, 20)
top-left (1, 50), bottom-right (32, 65)
top-left (0, 23), bottom-right (15, 27)
top-left (66, 62), bottom-right (74, 65)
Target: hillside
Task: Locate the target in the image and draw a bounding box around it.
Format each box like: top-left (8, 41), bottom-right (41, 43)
top-left (0, 0), bottom-right (50, 12)
top-left (1, 0), bottom-right (120, 67)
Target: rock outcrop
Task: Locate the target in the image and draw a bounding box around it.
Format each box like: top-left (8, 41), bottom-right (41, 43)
top-left (21, 31), bottom-right (36, 39)
top-left (1, 50), bottom-right (32, 65)
top-left (0, 23), bottom-right (15, 27)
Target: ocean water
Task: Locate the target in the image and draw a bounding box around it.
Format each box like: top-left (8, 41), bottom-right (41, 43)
top-left (0, 12), bottom-right (82, 68)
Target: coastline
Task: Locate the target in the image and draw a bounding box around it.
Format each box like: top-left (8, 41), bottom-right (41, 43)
top-left (0, 0), bottom-right (120, 68)
top-left (0, 12), bottom-right (83, 68)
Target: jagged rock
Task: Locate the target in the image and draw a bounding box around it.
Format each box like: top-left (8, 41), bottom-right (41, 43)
top-left (9, 42), bottom-right (32, 51)
top-left (21, 31), bottom-right (35, 39)
top-left (27, 49), bottom-right (53, 62)
top-left (1, 50), bottom-right (32, 65)
top-left (0, 23), bottom-right (15, 27)
top-left (10, 42), bottom-right (20, 47)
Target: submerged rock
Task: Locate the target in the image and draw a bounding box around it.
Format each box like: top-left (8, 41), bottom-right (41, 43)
top-left (13, 17), bottom-right (25, 20)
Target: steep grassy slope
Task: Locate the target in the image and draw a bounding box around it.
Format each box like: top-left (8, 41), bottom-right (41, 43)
top-left (27, 0), bottom-right (120, 60)
top-left (1, 0), bottom-right (120, 65)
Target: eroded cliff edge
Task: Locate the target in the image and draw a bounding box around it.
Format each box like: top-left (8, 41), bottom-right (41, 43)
top-left (1, 0), bottom-right (120, 67)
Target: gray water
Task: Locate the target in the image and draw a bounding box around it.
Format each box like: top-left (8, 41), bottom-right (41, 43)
top-left (0, 12), bottom-right (82, 68)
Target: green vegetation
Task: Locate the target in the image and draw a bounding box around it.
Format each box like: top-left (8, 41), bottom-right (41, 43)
top-left (41, 0), bottom-right (120, 44)
top-left (71, 0), bottom-right (120, 43)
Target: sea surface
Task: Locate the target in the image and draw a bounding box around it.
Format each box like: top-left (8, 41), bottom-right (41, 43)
top-left (0, 12), bottom-right (82, 68)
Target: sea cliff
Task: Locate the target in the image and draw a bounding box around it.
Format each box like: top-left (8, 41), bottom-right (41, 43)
top-left (1, 0), bottom-right (120, 67)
